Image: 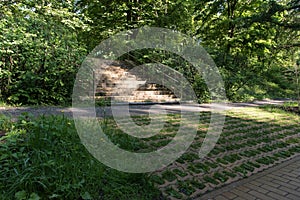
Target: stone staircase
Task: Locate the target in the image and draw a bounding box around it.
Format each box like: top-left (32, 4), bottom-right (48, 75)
top-left (93, 60), bottom-right (180, 103)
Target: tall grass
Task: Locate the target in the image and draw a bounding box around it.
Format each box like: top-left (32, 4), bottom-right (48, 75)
top-left (0, 114), bottom-right (161, 200)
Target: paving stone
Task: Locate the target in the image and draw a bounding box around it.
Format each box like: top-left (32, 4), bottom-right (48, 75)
top-left (214, 195), bottom-right (228, 200)
top-left (263, 181), bottom-right (280, 188)
top-left (266, 174), bottom-right (290, 183)
top-left (249, 181), bottom-right (262, 187)
top-left (278, 169), bottom-right (299, 177)
top-left (279, 170), bottom-right (299, 177)
top-left (222, 192), bottom-right (237, 199)
top-left (288, 181), bottom-right (300, 188)
top-left (244, 183), bottom-right (268, 194)
top-left (289, 171), bottom-right (300, 177)
top-left (231, 189), bottom-right (256, 200)
top-left (266, 192), bottom-right (285, 200)
top-left (280, 168), bottom-right (293, 173)
top-left (199, 155), bottom-right (300, 200)
top-left (285, 166), bottom-right (295, 170)
top-left (272, 188), bottom-right (288, 196)
top-left (233, 197), bottom-right (248, 200)
top-left (257, 176), bottom-right (273, 182)
top-left (278, 186), bottom-right (300, 197)
top-left (274, 171), bottom-right (285, 177)
top-left (260, 183), bottom-right (278, 192)
top-left (282, 175), bottom-right (300, 183)
top-left (269, 181), bottom-right (298, 190)
top-left (248, 191), bottom-right (274, 200)
top-left (287, 193), bottom-right (300, 200)
top-left (235, 186), bottom-right (251, 193)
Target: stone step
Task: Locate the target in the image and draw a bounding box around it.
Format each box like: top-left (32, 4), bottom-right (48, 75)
top-left (92, 60), bottom-right (181, 103)
top-left (110, 94), bottom-right (177, 100)
top-left (137, 84), bottom-right (169, 90)
top-left (95, 93), bottom-right (177, 98)
top-left (110, 96), bottom-right (180, 102)
top-left (98, 81), bottom-right (146, 89)
top-left (94, 99), bottom-right (180, 104)
top-left (95, 88), bottom-right (175, 96)
top-left (131, 90), bottom-right (174, 96)
top-left (96, 83), bottom-right (171, 91)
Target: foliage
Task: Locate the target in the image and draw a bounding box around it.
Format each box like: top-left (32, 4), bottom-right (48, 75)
top-left (60, 0), bottom-right (300, 102)
top-left (0, 114), bottom-right (162, 199)
top-left (194, 0), bottom-right (300, 101)
top-left (1, 0), bottom-right (300, 105)
top-left (0, 0), bottom-right (88, 105)
top-left (75, 0), bottom-right (197, 51)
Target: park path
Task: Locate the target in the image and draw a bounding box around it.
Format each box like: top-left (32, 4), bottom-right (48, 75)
top-left (199, 155), bottom-right (300, 200)
top-left (0, 99), bottom-right (290, 119)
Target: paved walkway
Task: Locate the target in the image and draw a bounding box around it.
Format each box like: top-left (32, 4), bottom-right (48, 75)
top-left (199, 155), bottom-right (300, 200)
top-left (0, 99), bottom-right (293, 119)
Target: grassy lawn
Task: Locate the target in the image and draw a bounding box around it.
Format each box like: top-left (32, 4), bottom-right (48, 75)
top-left (1, 106), bottom-right (300, 199)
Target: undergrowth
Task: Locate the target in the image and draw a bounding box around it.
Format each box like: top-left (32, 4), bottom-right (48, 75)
top-left (0, 114), bottom-right (161, 200)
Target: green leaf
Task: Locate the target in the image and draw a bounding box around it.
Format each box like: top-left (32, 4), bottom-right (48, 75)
top-left (29, 193), bottom-right (40, 200)
top-left (81, 192), bottom-right (92, 200)
top-left (15, 191), bottom-right (27, 200)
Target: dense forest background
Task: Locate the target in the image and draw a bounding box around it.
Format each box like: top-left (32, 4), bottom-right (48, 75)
top-left (0, 0), bottom-right (299, 105)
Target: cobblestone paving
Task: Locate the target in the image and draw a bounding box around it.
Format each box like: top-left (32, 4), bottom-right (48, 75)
top-left (199, 155), bottom-right (300, 200)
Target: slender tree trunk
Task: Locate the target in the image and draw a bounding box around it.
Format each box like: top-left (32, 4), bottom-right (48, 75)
top-left (295, 62), bottom-right (300, 110)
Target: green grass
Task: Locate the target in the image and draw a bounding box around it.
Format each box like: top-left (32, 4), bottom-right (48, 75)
top-left (0, 114), bottom-right (162, 200)
top-left (0, 101), bottom-right (8, 107)
top-left (282, 101), bottom-right (299, 107)
top-left (1, 106), bottom-right (300, 199)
